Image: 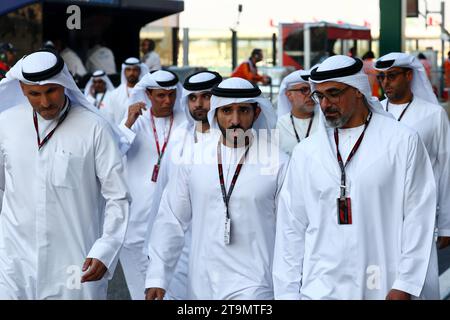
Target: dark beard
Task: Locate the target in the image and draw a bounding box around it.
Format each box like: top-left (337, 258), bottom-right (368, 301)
top-left (190, 109), bottom-right (208, 122)
top-left (127, 76), bottom-right (138, 86)
top-left (218, 124), bottom-right (252, 147)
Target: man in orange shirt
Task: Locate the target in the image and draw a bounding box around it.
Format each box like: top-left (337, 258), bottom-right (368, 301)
top-left (231, 48), bottom-right (270, 85)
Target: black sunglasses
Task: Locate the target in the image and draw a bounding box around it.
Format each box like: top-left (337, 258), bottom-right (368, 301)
top-left (376, 70), bottom-right (408, 82)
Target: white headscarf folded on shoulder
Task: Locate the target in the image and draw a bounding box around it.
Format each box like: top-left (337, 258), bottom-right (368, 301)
top-left (209, 77), bottom-right (277, 134)
top-left (128, 69), bottom-right (183, 112)
top-left (309, 55), bottom-right (391, 119)
top-left (374, 52), bottom-right (439, 105)
top-left (0, 49), bottom-right (128, 150)
top-left (83, 69), bottom-right (115, 97)
top-left (181, 70), bottom-right (222, 128)
top-left (277, 69), bottom-right (311, 118)
top-left (120, 57), bottom-right (149, 86)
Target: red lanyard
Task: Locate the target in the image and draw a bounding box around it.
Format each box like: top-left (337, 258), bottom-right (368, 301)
top-left (386, 96), bottom-right (413, 122)
top-left (150, 110), bottom-right (174, 165)
top-left (33, 101), bottom-right (71, 150)
top-left (290, 112), bottom-right (314, 143)
top-left (334, 111), bottom-right (372, 200)
top-left (217, 140), bottom-right (250, 219)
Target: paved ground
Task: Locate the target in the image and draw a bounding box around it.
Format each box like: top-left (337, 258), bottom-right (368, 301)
top-left (438, 246), bottom-right (450, 274)
top-left (107, 262), bottom-right (131, 300)
top-left (107, 248), bottom-right (450, 300)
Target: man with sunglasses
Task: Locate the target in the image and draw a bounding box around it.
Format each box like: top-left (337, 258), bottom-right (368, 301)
top-left (273, 55), bottom-right (438, 299)
top-left (375, 53), bottom-right (450, 251)
top-left (276, 70), bottom-right (318, 155)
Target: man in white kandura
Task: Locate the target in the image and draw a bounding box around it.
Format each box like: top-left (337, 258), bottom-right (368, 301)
top-left (273, 55), bottom-right (439, 300)
top-left (145, 77), bottom-right (288, 300)
top-left (84, 70), bottom-right (115, 110)
top-left (144, 70), bottom-right (223, 300)
top-left (103, 57), bottom-right (149, 124)
top-left (374, 52), bottom-right (450, 251)
top-left (276, 69), bottom-right (319, 155)
top-left (119, 70), bottom-right (185, 300)
top-left (0, 49), bottom-right (130, 299)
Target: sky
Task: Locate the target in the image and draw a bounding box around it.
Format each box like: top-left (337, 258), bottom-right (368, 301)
top-left (177, 0), bottom-right (449, 37)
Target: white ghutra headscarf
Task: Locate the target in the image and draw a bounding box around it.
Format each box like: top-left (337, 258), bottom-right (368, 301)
top-left (83, 69), bottom-right (115, 98)
top-left (277, 69), bottom-right (313, 118)
top-left (374, 52), bottom-right (439, 105)
top-left (0, 49), bottom-right (128, 151)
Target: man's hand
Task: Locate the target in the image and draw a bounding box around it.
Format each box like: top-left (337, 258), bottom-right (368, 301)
top-left (145, 287), bottom-right (166, 300)
top-left (437, 236), bottom-right (450, 249)
top-left (386, 289), bottom-right (411, 300)
top-left (125, 102), bottom-right (147, 129)
top-left (81, 258), bottom-right (107, 283)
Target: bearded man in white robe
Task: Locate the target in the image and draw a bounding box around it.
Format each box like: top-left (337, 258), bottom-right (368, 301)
top-left (374, 52), bottom-right (450, 251)
top-left (144, 70), bottom-right (222, 300)
top-left (276, 69), bottom-right (319, 156)
top-left (84, 70), bottom-right (115, 110)
top-left (103, 57), bottom-right (149, 124)
top-left (273, 55), bottom-right (439, 300)
top-left (145, 77), bottom-right (289, 300)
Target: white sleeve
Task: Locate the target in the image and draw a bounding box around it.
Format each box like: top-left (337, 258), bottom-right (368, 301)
top-left (392, 133), bottom-right (437, 297)
top-left (0, 146), bottom-right (4, 212)
top-left (436, 109), bottom-right (450, 236)
top-left (145, 162), bottom-right (192, 291)
top-left (272, 153), bottom-right (307, 300)
top-left (86, 123), bottom-right (130, 279)
top-left (145, 53), bottom-right (161, 71)
top-left (117, 120), bottom-right (137, 155)
top-left (142, 147), bottom-right (172, 253)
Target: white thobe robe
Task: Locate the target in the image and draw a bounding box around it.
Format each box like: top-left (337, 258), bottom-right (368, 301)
top-left (86, 90), bottom-right (113, 111)
top-left (273, 112), bottom-right (439, 300)
top-left (276, 112), bottom-right (319, 156)
top-left (0, 104), bottom-right (129, 299)
top-left (119, 110), bottom-right (185, 300)
top-left (85, 45), bottom-right (117, 75)
top-left (60, 48), bottom-right (87, 77)
top-left (146, 135), bottom-right (289, 299)
top-left (103, 84), bottom-right (131, 125)
top-left (145, 121), bottom-right (214, 300)
top-left (380, 97), bottom-right (450, 236)
top-left (143, 51), bottom-right (161, 71)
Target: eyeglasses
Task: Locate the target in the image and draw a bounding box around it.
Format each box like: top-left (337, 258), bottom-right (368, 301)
top-left (376, 71), bottom-right (407, 82)
top-left (287, 87), bottom-right (311, 95)
top-left (311, 86), bottom-right (351, 104)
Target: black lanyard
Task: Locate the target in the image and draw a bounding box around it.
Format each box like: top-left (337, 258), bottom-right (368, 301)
top-left (334, 112), bottom-right (372, 200)
top-left (33, 99), bottom-right (71, 150)
top-left (386, 96), bottom-right (413, 122)
top-left (94, 92), bottom-right (106, 108)
top-left (217, 140), bottom-right (250, 219)
top-left (290, 112), bottom-right (314, 143)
